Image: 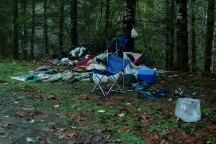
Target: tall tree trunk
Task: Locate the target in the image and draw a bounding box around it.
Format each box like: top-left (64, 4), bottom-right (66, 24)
top-left (204, 0), bottom-right (215, 73)
top-left (71, 0), bottom-right (78, 49)
top-left (176, 0), bottom-right (189, 71)
top-left (169, 0), bottom-right (176, 69)
top-left (191, 0), bottom-right (197, 72)
top-left (13, 0), bottom-right (19, 59)
top-left (30, 0), bottom-right (35, 59)
top-left (44, 0), bottom-right (49, 55)
top-left (123, 0), bottom-right (136, 51)
top-left (165, 0), bottom-right (171, 70)
top-left (22, 0), bottom-right (28, 60)
top-left (104, 0), bottom-right (110, 38)
top-left (59, 0), bottom-right (64, 49)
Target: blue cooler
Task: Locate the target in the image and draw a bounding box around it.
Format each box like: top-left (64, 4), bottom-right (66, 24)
top-left (137, 69), bottom-right (156, 83)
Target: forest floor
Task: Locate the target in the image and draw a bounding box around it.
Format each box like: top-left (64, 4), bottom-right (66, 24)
top-left (0, 60), bottom-right (216, 144)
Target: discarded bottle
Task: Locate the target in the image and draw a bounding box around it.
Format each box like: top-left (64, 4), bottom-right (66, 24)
top-left (175, 98), bottom-right (201, 122)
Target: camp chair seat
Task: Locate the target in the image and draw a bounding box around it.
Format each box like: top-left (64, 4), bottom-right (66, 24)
top-left (92, 54), bottom-right (130, 96)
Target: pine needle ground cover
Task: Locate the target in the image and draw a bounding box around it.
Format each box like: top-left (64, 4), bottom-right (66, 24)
top-left (0, 61), bottom-right (216, 144)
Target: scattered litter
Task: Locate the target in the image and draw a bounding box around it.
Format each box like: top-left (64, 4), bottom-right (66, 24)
top-left (30, 119), bottom-right (35, 123)
top-left (118, 113), bottom-right (126, 117)
top-left (98, 110), bottom-right (105, 113)
top-left (54, 104), bottom-right (60, 108)
top-left (26, 137), bottom-right (34, 143)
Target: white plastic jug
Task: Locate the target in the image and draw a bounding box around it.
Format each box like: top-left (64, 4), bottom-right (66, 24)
top-left (175, 98), bottom-right (201, 122)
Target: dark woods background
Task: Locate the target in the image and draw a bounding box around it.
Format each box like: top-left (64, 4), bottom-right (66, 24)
top-left (0, 0), bottom-right (215, 73)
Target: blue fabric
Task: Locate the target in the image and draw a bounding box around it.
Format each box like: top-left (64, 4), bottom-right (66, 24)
top-left (117, 35), bottom-right (127, 48)
top-left (92, 54), bottom-right (130, 75)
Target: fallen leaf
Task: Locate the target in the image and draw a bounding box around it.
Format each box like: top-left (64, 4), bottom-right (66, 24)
top-left (16, 108), bottom-right (40, 117)
top-left (78, 95), bottom-right (90, 101)
top-left (137, 115), bottom-right (149, 123)
top-left (62, 130), bottom-right (80, 138)
top-left (46, 138), bottom-right (53, 144)
top-left (47, 95), bottom-right (57, 100)
top-left (120, 125), bottom-right (135, 130)
top-left (24, 86), bottom-right (37, 92)
top-left (160, 139), bottom-right (169, 144)
top-left (1, 121), bottom-right (13, 128)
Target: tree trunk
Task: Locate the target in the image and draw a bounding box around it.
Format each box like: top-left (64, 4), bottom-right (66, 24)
top-left (204, 0), bottom-right (215, 73)
top-left (104, 0), bottom-right (110, 38)
top-left (165, 0), bottom-right (171, 70)
top-left (44, 0), bottom-right (49, 55)
top-left (22, 0), bottom-right (28, 60)
top-left (59, 0), bottom-right (64, 49)
top-left (71, 0), bottom-right (78, 49)
top-left (123, 0), bottom-right (136, 51)
top-left (13, 0), bottom-right (19, 59)
top-left (176, 0), bottom-right (189, 71)
top-left (30, 0), bottom-right (35, 59)
top-left (191, 0), bottom-right (197, 72)
top-left (169, 0), bottom-right (176, 69)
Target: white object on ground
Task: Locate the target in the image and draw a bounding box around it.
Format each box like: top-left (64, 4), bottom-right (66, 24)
top-left (175, 98), bottom-right (201, 122)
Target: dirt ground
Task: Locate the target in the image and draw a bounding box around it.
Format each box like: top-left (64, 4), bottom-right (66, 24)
top-left (0, 61), bottom-right (216, 144)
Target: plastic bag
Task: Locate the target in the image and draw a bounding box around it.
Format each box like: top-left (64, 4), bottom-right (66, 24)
top-left (131, 27), bottom-right (138, 38)
top-left (175, 98), bottom-right (201, 122)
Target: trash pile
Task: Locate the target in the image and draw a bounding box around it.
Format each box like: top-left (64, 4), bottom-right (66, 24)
top-left (11, 45), bottom-right (162, 91)
top-left (11, 66), bottom-right (91, 83)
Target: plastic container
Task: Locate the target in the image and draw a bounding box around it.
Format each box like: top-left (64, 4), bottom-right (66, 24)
top-left (175, 98), bottom-right (201, 122)
top-left (137, 69), bottom-right (156, 83)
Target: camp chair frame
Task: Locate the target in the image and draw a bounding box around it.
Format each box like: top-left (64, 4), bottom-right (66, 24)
top-left (92, 73), bottom-right (122, 97)
top-left (92, 54), bottom-right (129, 97)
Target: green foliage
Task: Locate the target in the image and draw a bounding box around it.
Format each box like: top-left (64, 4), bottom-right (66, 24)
top-left (119, 131), bottom-right (144, 144)
top-left (148, 119), bottom-right (177, 133)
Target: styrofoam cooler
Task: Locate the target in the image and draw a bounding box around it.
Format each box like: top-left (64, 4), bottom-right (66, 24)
top-left (137, 69), bottom-right (156, 83)
top-left (175, 98), bottom-right (201, 122)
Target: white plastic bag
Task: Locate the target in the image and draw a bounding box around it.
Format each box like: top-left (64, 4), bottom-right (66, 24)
top-left (131, 27), bottom-right (138, 38)
top-left (175, 98), bottom-right (201, 122)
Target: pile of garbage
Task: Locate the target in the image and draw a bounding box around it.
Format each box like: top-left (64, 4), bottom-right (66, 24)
top-left (11, 46), bottom-right (160, 86)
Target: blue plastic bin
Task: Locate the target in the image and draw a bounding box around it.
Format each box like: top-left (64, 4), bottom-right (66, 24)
top-left (137, 69), bottom-right (156, 83)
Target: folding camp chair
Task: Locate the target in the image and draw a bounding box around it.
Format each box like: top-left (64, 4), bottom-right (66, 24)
top-left (92, 54), bottom-right (130, 96)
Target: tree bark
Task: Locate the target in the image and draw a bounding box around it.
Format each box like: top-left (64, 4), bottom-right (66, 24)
top-left (13, 0), bottom-right (19, 59)
top-left (169, 0), bottom-right (176, 69)
top-left (44, 0), bottom-right (49, 55)
top-left (123, 0), bottom-right (136, 51)
top-left (22, 0), bottom-right (28, 60)
top-left (176, 0), bottom-right (189, 71)
top-left (191, 0), bottom-right (197, 72)
top-left (104, 0), bottom-right (110, 38)
top-left (71, 0), bottom-right (78, 49)
top-left (59, 0), bottom-right (64, 49)
top-left (204, 0), bottom-right (215, 73)
top-left (165, 0), bottom-right (171, 70)
top-left (30, 0), bottom-right (36, 59)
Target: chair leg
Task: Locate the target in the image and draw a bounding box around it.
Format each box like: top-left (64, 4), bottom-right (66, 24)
top-left (92, 84), bottom-right (98, 92)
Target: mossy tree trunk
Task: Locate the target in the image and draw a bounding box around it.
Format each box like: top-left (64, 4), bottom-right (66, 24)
top-left (176, 0), bottom-right (189, 71)
top-left (59, 0), bottom-right (64, 49)
top-left (204, 0), bottom-right (215, 73)
top-left (13, 0), bottom-right (19, 59)
top-left (71, 0), bottom-right (78, 49)
top-left (44, 0), bottom-right (49, 55)
top-left (30, 0), bottom-right (35, 59)
top-left (123, 0), bottom-right (136, 51)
